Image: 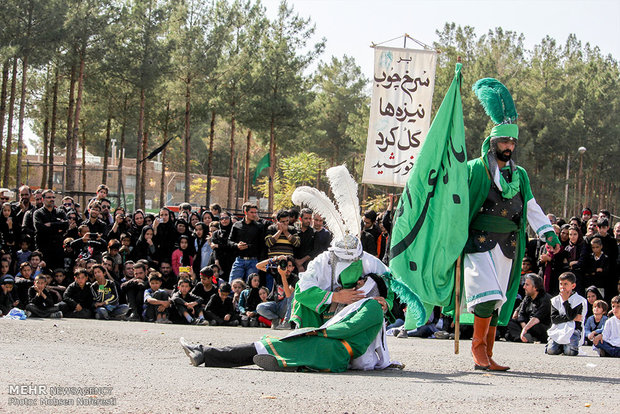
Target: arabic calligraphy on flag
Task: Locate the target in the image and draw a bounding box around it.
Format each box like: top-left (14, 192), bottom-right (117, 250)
top-left (362, 47), bottom-right (437, 187)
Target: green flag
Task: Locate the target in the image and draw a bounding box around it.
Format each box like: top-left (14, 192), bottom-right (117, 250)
top-left (252, 153), bottom-right (270, 184)
top-left (389, 63), bottom-right (469, 329)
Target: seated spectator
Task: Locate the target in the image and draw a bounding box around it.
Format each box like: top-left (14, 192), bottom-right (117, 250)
top-left (204, 282), bottom-right (239, 326)
top-left (81, 202), bottom-right (107, 240)
top-left (159, 260), bottom-right (177, 294)
top-left (121, 261), bottom-right (134, 283)
top-left (143, 272), bottom-right (172, 323)
top-left (0, 275), bottom-right (18, 316)
top-left (14, 261), bottom-right (35, 309)
top-left (171, 278), bottom-right (206, 325)
top-left (231, 279), bottom-right (246, 313)
top-left (239, 273), bottom-right (262, 327)
top-left (505, 274), bottom-right (551, 343)
top-left (256, 255), bottom-right (298, 330)
top-left (546, 272), bottom-right (587, 356)
top-left (171, 235), bottom-right (194, 276)
top-left (585, 285), bottom-right (604, 318)
top-left (58, 268), bottom-right (93, 319)
top-left (191, 266), bottom-right (218, 305)
top-left (25, 274), bottom-right (62, 318)
top-left (121, 261), bottom-right (148, 321)
top-left (91, 264), bottom-right (129, 320)
top-left (593, 295), bottom-right (620, 357)
top-left (584, 300), bottom-right (609, 346)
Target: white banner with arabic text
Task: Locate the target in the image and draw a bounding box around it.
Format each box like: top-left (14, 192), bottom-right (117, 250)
top-left (362, 47), bottom-right (437, 187)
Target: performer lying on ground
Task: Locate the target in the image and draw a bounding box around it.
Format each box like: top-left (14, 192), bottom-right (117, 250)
top-left (179, 274), bottom-right (403, 372)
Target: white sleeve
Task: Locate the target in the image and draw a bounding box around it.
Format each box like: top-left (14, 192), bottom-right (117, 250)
top-left (526, 198), bottom-right (554, 238)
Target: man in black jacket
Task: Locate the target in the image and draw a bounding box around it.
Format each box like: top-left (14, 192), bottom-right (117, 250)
top-left (33, 190), bottom-right (68, 270)
top-left (505, 274), bottom-right (551, 343)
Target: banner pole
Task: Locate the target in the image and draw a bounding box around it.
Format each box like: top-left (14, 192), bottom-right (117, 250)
top-left (454, 255), bottom-right (462, 354)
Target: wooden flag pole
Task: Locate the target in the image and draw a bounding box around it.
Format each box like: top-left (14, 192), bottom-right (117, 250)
top-left (454, 255), bottom-right (462, 354)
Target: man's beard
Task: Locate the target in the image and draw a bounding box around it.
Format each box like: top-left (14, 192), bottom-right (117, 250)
top-left (496, 149), bottom-right (512, 162)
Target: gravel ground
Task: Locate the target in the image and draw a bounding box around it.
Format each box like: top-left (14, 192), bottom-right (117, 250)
top-left (1, 317), bottom-right (618, 413)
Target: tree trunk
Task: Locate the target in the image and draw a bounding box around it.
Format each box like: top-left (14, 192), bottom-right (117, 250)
top-left (102, 105), bottom-right (112, 184)
top-left (117, 94), bottom-right (128, 208)
top-left (47, 64), bottom-right (59, 189)
top-left (159, 101), bottom-right (170, 208)
top-left (184, 78), bottom-right (191, 202)
top-left (136, 88), bottom-right (146, 209)
top-left (65, 62), bottom-right (76, 190)
top-left (81, 127), bottom-right (86, 207)
top-left (2, 58), bottom-right (18, 187)
top-left (15, 54), bottom-right (29, 187)
top-left (235, 151), bottom-right (241, 211)
top-left (268, 116), bottom-right (276, 213)
top-left (206, 110), bottom-right (215, 207)
top-left (243, 129), bottom-right (251, 201)
top-left (41, 64), bottom-right (51, 188)
top-left (0, 59), bottom-right (9, 179)
top-left (140, 129), bottom-right (148, 210)
top-left (70, 53), bottom-right (86, 192)
top-left (227, 110), bottom-right (236, 209)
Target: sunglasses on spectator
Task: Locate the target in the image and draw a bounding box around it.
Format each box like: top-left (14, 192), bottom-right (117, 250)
top-left (63, 202), bottom-right (73, 206)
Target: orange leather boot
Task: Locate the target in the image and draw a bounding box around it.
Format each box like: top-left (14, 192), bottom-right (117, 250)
top-left (472, 315), bottom-right (491, 370)
top-left (487, 326), bottom-right (510, 371)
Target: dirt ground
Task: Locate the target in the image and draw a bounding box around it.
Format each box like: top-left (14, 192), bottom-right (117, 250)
top-left (1, 317), bottom-right (618, 413)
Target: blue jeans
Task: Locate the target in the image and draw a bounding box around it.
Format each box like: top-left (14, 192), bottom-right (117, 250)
top-left (229, 258), bottom-right (258, 283)
top-left (95, 304), bottom-right (130, 320)
top-left (595, 340), bottom-right (620, 357)
top-left (546, 330), bottom-right (581, 356)
top-left (256, 297), bottom-right (292, 321)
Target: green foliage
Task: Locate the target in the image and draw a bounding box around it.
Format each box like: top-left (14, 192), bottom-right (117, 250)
top-left (255, 152), bottom-right (326, 211)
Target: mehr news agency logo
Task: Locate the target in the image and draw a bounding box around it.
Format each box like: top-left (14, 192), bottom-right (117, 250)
top-left (7, 384), bottom-right (116, 407)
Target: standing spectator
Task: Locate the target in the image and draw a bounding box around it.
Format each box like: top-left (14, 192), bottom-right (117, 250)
top-left (585, 285), bottom-right (604, 318)
top-left (228, 202), bottom-right (264, 282)
top-left (33, 190), bottom-right (68, 270)
top-left (20, 189), bottom-right (43, 239)
top-left (584, 237), bottom-right (610, 297)
top-left (581, 208), bottom-right (592, 235)
top-left (130, 209), bottom-right (146, 245)
top-left (505, 274), bottom-right (551, 343)
top-left (361, 210), bottom-right (380, 257)
top-left (1, 202), bottom-right (16, 253)
top-left (265, 209), bottom-right (300, 259)
top-left (107, 209), bottom-right (130, 241)
top-left (294, 208), bottom-right (314, 273)
top-left (153, 207), bottom-right (176, 262)
top-left (99, 198), bottom-right (114, 228)
top-left (132, 226), bottom-right (158, 265)
top-left (210, 211), bottom-right (234, 280)
top-left (81, 202), bottom-right (107, 240)
top-left (11, 185), bottom-right (34, 244)
top-left (312, 214), bottom-right (331, 256)
top-left (192, 223), bottom-right (213, 276)
top-left (209, 203), bottom-right (221, 221)
top-left (565, 225), bottom-right (587, 294)
top-left (593, 218), bottom-right (618, 302)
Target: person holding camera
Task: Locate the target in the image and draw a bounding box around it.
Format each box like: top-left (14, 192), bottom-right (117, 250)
top-left (255, 255), bottom-right (298, 330)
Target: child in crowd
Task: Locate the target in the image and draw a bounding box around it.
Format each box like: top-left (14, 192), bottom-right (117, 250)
top-left (91, 264), bottom-right (129, 320)
top-left (58, 268), bottom-right (93, 318)
top-left (584, 300), bottom-right (608, 345)
top-left (191, 266), bottom-right (218, 305)
top-left (204, 283), bottom-right (239, 326)
top-left (62, 238), bottom-right (76, 272)
top-left (107, 240), bottom-right (123, 276)
top-left (171, 278), bottom-right (207, 325)
top-left (0, 275), bottom-right (18, 316)
top-left (119, 233), bottom-right (133, 264)
top-left (593, 295), bottom-right (620, 357)
top-left (238, 273), bottom-right (262, 327)
top-left (15, 236), bottom-right (32, 267)
top-left (231, 279), bottom-right (246, 313)
top-left (546, 272), bottom-right (587, 356)
top-left (25, 274), bottom-right (62, 318)
top-left (28, 252), bottom-right (45, 278)
top-left (171, 235), bottom-right (194, 276)
top-left (143, 272), bottom-right (172, 323)
top-left (585, 237), bottom-right (609, 296)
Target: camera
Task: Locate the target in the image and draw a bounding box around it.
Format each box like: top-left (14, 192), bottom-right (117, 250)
top-left (267, 258), bottom-right (288, 271)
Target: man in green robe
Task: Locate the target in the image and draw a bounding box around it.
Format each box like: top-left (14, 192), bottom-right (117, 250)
top-left (464, 79), bottom-right (560, 371)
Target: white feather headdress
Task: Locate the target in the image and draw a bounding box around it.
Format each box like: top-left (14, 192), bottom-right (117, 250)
top-left (291, 164), bottom-right (361, 240)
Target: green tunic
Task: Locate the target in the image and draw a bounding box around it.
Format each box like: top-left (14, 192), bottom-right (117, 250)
top-left (258, 299), bottom-right (384, 372)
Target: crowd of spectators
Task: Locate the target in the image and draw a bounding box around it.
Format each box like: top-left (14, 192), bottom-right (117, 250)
top-left (0, 185), bottom-right (618, 356)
